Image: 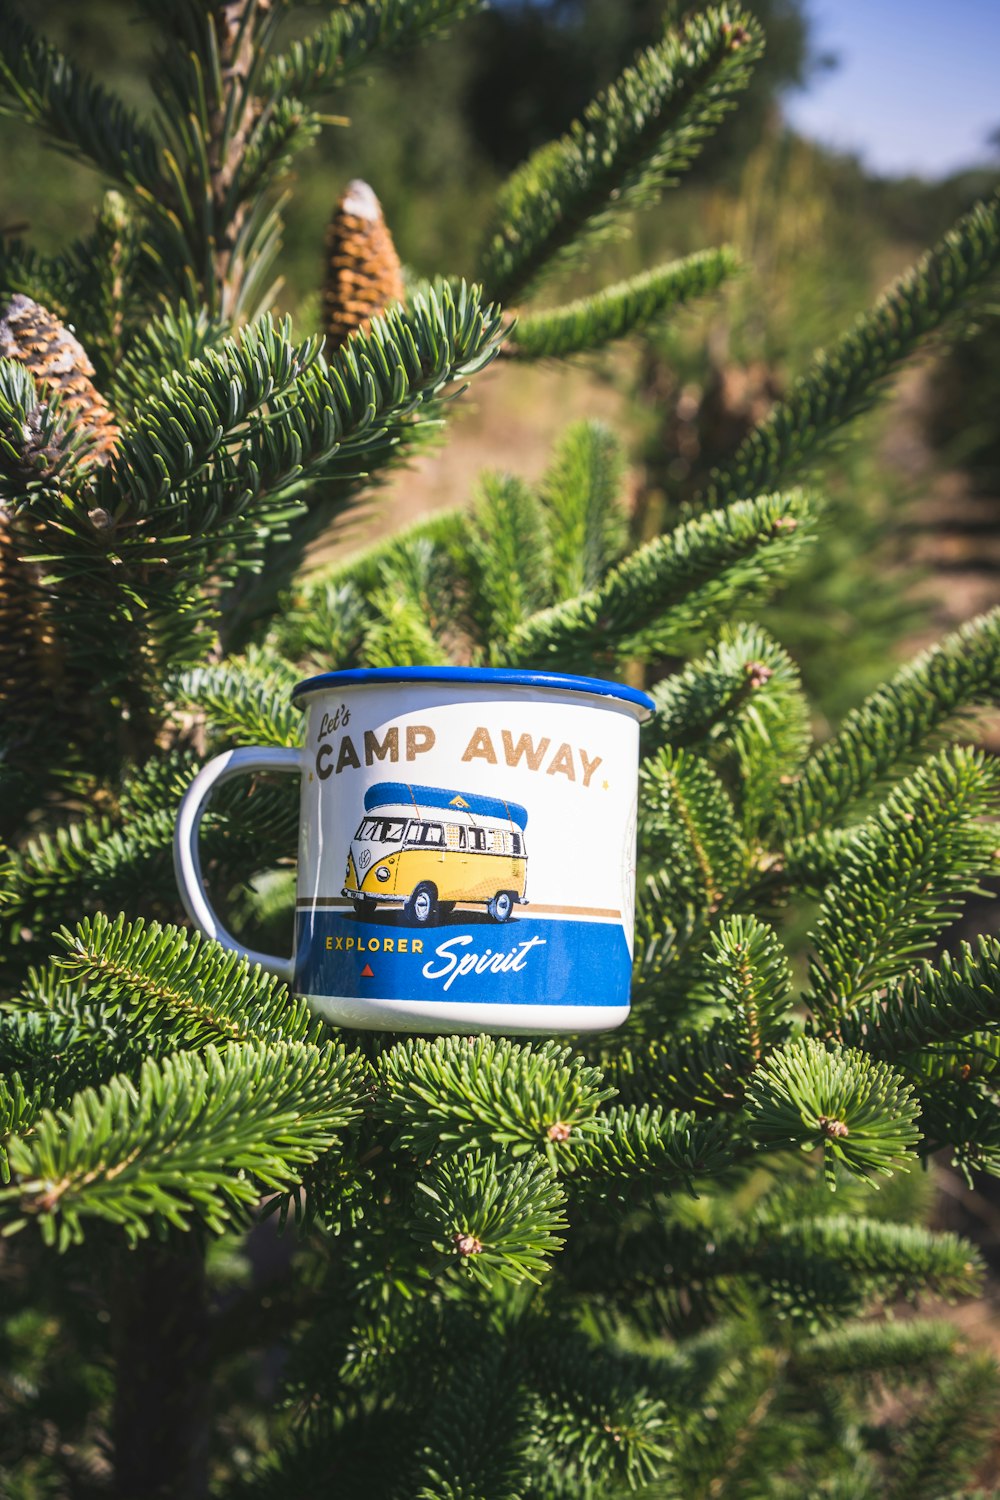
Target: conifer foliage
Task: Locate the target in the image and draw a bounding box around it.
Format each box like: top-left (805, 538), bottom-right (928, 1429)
top-left (2, 3), bottom-right (1000, 1497)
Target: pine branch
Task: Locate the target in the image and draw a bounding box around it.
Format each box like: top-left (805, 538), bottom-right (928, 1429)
top-left (465, 472), bottom-right (553, 647)
top-left (917, 1076), bottom-right (1000, 1184)
top-left (360, 580), bottom-right (450, 668)
top-left (0, 13), bottom-right (163, 192)
top-left (20, 285), bottom-right (502, 683)
top-left (53, 914), bottom-right (319, 1047)
top-left (640, 745), bottom-right (748, 924)
top-left (671, 1346), bottom-right (785, 1500)
top-left (838, 938), bottom-right (1000, 1059)
top-left (887, 1356), bottom-right (1000, 1500)
top-left (568, 1104), bottom-right (734, 1192)
top-left (782, 827), bottom-right (862, 896)
top-left (565, 1209), bottom-right (981, 1326)
top-left (631, 867), bottom-right (717, 1020)
top-left (376, 1035), bottom-right (614, 1164)
top-left (706, 189), bottom-right (1000, 505)
top-left (706, 915), bottom-right (793, 1059)
top-left (745, 1036), bottom-right (921, 1187)
top-left (607, 1016), bottom-right (764, 1114)
top-left (508, 247), bottom-right (738, 359)
top-left (2, 752), bottom-right (297, 971)
top-left (648, 622), bottom-right (811, 837)
top-left (1, 1041), bottom-right (367, 1249)
top-left (0, 236), bottom-right (76, 317)
top-left (537, 419), bottom-right (626, 600)
top-left (780, 608), bottom-right (1000, 839)
top-left (505, 489), bottom-right (815, 671)
top-left (524, 1336), bottom-right (675, 1492)
top-left (479, 6), bottom-right (762, 302)
top-left (265, 0), bottom-right (484, 98)
top-left (791, 1318), bottom-right (960, 1381)
top-left (806, 748), bottom-right (1000, 1021)
top-left (1, 985), bottom-right (148, 1102)
top-left (751, 1214), bottom-right (981, 1315)
top-left (411, 1344), bottom-right (533, 1500)
top-left (110, 302), bottom-right (228, 417)
top-left (413, 1152), bottom-right (567, 1287)
top-left (173, 656), bottom-right (303, 747)
top-left (0, 1069), bottom-right (41, 1184)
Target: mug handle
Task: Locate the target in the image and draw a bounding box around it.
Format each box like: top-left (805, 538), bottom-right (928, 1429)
top-left (173, 745), bottom-right (302, 984)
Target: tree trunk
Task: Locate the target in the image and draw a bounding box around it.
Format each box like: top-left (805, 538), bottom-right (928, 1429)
top-left (111, 1238), bottom-right (211, 1500)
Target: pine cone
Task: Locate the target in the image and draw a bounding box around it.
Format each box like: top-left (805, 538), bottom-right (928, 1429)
top-left (0, 295), bottom-right (120, 466)
top-left (322, 181), bottom-right (404, 352)
top-left (0, 504), bottom-right (57, 716)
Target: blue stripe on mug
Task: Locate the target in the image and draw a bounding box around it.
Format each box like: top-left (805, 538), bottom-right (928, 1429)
top-left (294, 909), bottom-right (632, 1007)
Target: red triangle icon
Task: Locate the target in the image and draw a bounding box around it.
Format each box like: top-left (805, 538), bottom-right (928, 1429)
top-left (360, 963), bottom-right (374, 978)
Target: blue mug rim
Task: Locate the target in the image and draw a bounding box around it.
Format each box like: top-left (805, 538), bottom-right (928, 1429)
top-left (292, 665), bottom-right (655, 721)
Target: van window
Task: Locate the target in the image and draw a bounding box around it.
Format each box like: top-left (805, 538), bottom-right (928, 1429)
top-left (487, 828), bottom-right (513, 855)
top-left (355, 817), bottom-right (406, 841)
top-left (468, 827), bottom-right (487, 852)
top-left (511, 832), bottom-right (522, 856)
top-left (444, 823), bottom-right (466, 850)
top-left (407, 821), bottom-right (444, 846)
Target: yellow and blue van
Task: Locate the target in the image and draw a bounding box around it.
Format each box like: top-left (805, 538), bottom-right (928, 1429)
top-left (343, 781), bottom-right (528, 925)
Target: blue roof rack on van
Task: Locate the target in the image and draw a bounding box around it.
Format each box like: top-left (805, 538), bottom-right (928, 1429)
top-left (364, 781), bottom-right (529, 830)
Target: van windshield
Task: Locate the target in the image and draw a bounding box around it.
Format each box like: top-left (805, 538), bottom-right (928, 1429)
top-left (355, 817), bottom-right (407, 842)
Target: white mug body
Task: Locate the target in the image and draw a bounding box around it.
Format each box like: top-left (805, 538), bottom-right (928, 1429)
top-left (174, 667), bottom-right (653, 1034)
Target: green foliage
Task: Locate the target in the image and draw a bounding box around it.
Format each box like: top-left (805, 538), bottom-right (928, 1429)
top-left (780, 607), bottom-right (1000, 837)
top-left (1, 1042), bottom-right (366, 1250)
top-left (706, 914), bottom-right (793, 1053)
top-left (538, 419), bottom-right (627, 599)
top-left (265, 0), bottom-right (485, 98)
top-left (0, 360), bottom-right (94, 500)
top-left (840, 937), bottom-right (1000, 1059)
top-left (376, 1035), bottom-right (614, 1163)
top-left (510, 246), bottom-right (738, 359)
top-left (640, 744), bottom-right (749, 922)
top-left (173, 656), bottom-right (303, 748)
top-left (53, 914), bottom-right (319, 1048)
top-left (413, 1153), bottom-right (567, 1286)
top-left (792, 1317), bottom-right (960, 1380)
top-left (0, 11), bottom-right (162, 190)
top-left (465, 471), bottom-right (552, 645)
top-left (507, 488), bottom-right (815, 670)
top-left (806, 748), bottom-right (1000, 1021)
top-left (707, 188), bottom-right (1000, 505)
top-left (479, 6), bottom-right (763, 301)
top-left (745, 1037), bottom-right (922, 1187)
top-left (886, 1355), bottom-right (1000, 1500)
top-left (649, 621), bottom-right (811, 837)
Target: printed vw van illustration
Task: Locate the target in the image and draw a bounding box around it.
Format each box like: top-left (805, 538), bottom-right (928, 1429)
top-left (343, 781), bottom-right (528, 925)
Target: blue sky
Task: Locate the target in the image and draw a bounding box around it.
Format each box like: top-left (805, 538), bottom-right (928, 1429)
top-left (784, 0), bottom-right (1000, 179)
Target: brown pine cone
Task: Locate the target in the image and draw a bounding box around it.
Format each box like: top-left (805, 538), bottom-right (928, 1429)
top-left (0, 294), bottom-right (120, 467)
top-left (322, 180), bottom-right (404, 352)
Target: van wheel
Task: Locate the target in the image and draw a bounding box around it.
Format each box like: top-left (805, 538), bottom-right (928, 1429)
top-left (488, 890), bottom-right (515, 923)
top-left (406, 882), bottom-right (438, 925)
top-left (353, 898), bottom-right (376, 918)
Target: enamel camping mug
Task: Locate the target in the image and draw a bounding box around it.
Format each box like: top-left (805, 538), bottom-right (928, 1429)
top-left (173, 666), bottom-right (654, 1034)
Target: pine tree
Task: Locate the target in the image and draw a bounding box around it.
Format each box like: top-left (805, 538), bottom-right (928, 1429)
top-left (3, 4), bottom-right (1000, 1497)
